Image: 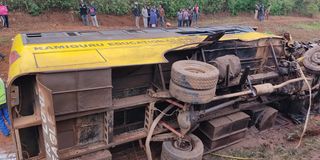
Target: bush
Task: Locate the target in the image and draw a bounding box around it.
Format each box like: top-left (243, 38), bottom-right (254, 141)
top-left (297, 0), bottom-right (320, 17)
top-left (25, 1), bottom-right (42, 16)
top-left (3, 0), bottom-right (320, 17)
top-left (227, 0), bottom-right (256, 16)
top-left (268, 0), bottom-right (295, 15)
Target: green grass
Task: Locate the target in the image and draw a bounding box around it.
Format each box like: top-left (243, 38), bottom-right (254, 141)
top-left (209, 137), bottom-right (320, 160)
top-left (0, 36), bottom-right (11, 44)
top-left (293, 22), bottom-right (320, 30)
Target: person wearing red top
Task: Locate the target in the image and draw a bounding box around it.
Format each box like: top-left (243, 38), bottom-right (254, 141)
top-left (0, 3), bottom-right (9, 28)
top-left (193, 4), bottom-right (199, 25)
top-left (182, 9), bottom-right (189, 27)
top-left (158, 5), bottom-right (165, 27)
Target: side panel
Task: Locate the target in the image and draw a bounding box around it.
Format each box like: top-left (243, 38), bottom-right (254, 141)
top-left (37, 79), bottom-right (59, 159)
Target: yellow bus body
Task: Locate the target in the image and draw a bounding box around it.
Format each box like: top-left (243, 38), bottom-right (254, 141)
top-left (8, 31), bottom-right (280, 84)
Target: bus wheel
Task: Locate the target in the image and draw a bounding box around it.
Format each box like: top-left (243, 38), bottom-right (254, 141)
top-left (161, 134), bottom-right (204, 160)
top-left (171, 60), bottom-right (219, 90)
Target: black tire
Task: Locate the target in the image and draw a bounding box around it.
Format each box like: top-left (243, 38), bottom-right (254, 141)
top-left (303, 46), bottom-right (320, 74)
top-left (169, 80), bottom-right (215, 104)
top-left (256, 107), bottom-right (278, 131)
top-left (171, 60), bottom-right (219, 90)
top-left (161, 134), bottom-right (204, 160)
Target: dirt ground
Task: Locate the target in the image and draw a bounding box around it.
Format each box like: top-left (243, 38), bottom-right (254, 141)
top-left (1, 12), bottom-right (320, 79)
top-left (0, 12), bottom-right (320, 159)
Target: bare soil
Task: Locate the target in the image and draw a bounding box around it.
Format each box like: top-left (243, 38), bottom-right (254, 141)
top-left (1, 12), bottom-right (320, 79)
top-left (0, 11), bottom-right (320, 159)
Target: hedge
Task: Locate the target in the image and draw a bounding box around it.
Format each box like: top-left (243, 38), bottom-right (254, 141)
top-left (3, 0), bottom-right (320, 17)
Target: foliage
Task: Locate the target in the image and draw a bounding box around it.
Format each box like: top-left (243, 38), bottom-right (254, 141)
top-left (3, 0), bottom-right (320, 17)
top-left (227, 0), bottom-right (257, 16)
top-left (24, 1), bottom-right (42, 16)
top-left (269, 0), bottom-right (295, 15)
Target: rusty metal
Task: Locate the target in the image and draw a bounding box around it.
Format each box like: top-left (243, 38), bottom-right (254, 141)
top-left (200, 112), bottom-right (250, 139)
top-left (202, 128), bottom-right (248, 154)
top-left (303, 46), bottom-right (320, 74)
top-left (165, 99), bottom-right (185, 109)
top-left (37, 69), bottom-right (113, 116)
top-left (211, 77), bottom-right (306, 102)
top-left (144, 102), bottom-right (155, 132)
top-left (256, 107), bottom-right (278, 131)
top-left (269, 39), bottom-right (281, 73)
top-left (52, 86), bottom-right (112, 94)
top-left (203, 44), bottom-right (283, 52)
top-left (201, 48), bottom-right (207, 62)
top-left (177, 110), bottom-right (192, 136)
top-left (10, 85), bottom-right (19, 106)
top-left (147, 89), bottom-right (171, 98)
top-left (151, 133), bottom-right (176, 142)
top-left (112, 94), bottom-right (156, 110)
top-left (203, 98), bottom-right (243, 115)
top-left (239, 66), bottom-right (250, 86)
top-left (159, 121), bottom-right (183, 138)
top-left (74, 149), bottom-right (112, 160)
top-left (104, 111), bottom-right (114, 144)
top-left (225, 65), bottom-right (230, 86)
top-left (13, 101), bottom-right (41, 129)
top-left (37, 79), bottom-right (59, 160)
top-left (253, 83), bottom-right (275, 95)
top-left (158, 64), bottom-right (167, 91)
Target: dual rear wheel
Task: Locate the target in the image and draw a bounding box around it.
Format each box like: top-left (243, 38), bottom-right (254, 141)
top-left (169, 60), bottom-right (219, 104)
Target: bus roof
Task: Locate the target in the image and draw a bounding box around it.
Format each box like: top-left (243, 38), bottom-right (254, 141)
top-left (21, 26), bottom-right (255, 44)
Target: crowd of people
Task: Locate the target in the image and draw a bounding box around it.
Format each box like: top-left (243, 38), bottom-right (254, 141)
top-left (133, 3), bottom-right (166, 29)
top-left (133, 2), bottom-right (200, 29)
top-left (79, 0), bottom-right (99, 27)
top-left (177, 4), bottom-right (200, 28)
top-left (0, 2), bottom-right (9, 28)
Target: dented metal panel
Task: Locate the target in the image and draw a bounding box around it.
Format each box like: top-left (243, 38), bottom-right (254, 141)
top-left (37, 78), bottom-right (59, 160)
top-left (37, 69), bottom-right (112, 116)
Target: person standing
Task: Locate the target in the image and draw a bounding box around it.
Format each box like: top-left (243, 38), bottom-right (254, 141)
top-left (182, 9), bottom-right (189, 27)
top-left (89, 2), bottom-right (99, 27)
top-left (265, 5), bottom-right (271, 20)
top-left (79, 1), bottom-right (89, 26)
top-left (258, 2), bottom-right (265, 22)
top-left (0, 78), bottom-right (11, 137)
top-left (254, 4), bottom-right (259, 20)
top-left (158, 5), bottom-right (165, 27)
top-left (0, 3), bottom-right (9, 28)
top-left (141, 6), bottom-right (149, 28)
top-left (188, 8), bottom-right (193, 27)
top-left (149, 8), bottom-right (157, 28)
top-left (147, 6), bottom-right (151, 27)
top-left (177, 10), bottom-right (183, 27)
top-left (132, 2), bottom-right (141, 28)
top-left (193, 4), bottom-right (199, 25)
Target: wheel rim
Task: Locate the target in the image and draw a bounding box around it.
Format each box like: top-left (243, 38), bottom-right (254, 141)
top-left (173, 138), bottom-right (193, 152)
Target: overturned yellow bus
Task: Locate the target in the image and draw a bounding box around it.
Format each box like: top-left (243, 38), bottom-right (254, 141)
top-left (7, 26), bottom-right (320, 159)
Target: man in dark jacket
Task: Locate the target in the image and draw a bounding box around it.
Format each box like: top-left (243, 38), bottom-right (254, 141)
top-left (132, 2), bottom-right (140, 28)
top-left (79, 1), bottom-right (89, 26)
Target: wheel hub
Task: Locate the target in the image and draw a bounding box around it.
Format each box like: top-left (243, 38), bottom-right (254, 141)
top-left (311, 51), bottom-right (320, 65)
top-left (173, 138), bottom-right (193, 152)
top-left (303, 49), bottom-right (320, 74)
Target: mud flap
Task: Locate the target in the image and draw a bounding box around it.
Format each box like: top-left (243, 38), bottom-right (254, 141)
top-left (37, 79), bottom-right (60, 160)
